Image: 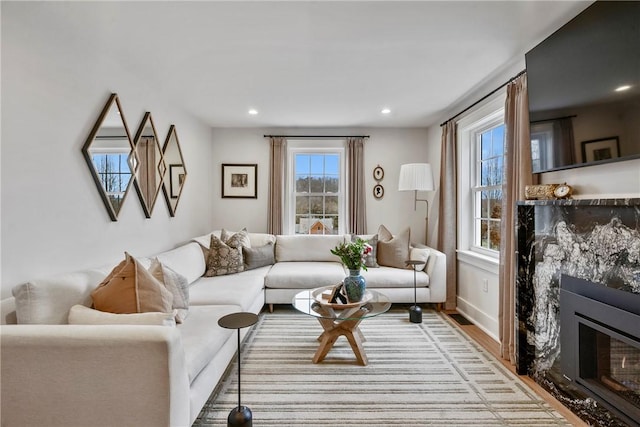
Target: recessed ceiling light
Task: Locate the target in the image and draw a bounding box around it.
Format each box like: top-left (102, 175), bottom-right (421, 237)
top-left (615, 85), bottom-right (631, 92)
top-left (248, 109), bottom-right (258, 115)
top-left (381, 108), bottom-right (391, 114)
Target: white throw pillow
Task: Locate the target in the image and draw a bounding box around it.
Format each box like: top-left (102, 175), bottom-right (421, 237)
top-left (12, 269), bottom-right (108, 324)
top-left (409, 247), bottom-right (431, 271)
top-left (68, 304), bottom-right (176, 326)
top-left (148, 259), bottom-right (190, 323)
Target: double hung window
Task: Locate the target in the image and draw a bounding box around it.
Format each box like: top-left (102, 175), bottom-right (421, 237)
top-left (473, 124), bottom-right (505, 252)
top-left (457, 95), bottom-right (505, 258)
top-left (286, 142), bottom-right (345, 235)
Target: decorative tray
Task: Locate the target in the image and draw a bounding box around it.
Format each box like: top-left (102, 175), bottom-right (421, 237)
top-left (312, 286), bottom-right (373, 309)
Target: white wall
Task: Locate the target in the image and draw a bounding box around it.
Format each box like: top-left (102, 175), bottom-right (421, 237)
top-left (210, 127), bottom-right (437, 244)
top-left (426, 56), bottom-right (640, 341)
top-left (541, 159), bottom-right (640, 198)
top-left (1, 4), bottom-right (214, 298)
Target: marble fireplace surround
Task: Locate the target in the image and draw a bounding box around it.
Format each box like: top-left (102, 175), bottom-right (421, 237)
top-left (516, 198), bottom-right (640, 426)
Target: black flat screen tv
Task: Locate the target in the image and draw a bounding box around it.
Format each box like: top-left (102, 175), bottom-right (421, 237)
top-left (525, 0), bottom-right (640, 173)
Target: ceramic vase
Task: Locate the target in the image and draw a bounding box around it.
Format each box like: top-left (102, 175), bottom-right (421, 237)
top-left (343, 269), bottom-right (366, 303)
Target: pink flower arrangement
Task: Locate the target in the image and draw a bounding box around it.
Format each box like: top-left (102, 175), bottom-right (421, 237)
top-left (330, 238), bottom-right (372, 271)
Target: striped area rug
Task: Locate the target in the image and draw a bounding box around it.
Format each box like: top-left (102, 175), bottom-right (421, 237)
top-left (194, 308), bottom-right (571, 426)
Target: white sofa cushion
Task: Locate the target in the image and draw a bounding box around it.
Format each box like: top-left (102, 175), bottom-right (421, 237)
top-left (189, 270), bottom-right (267, 311)
top-left (275, 235), bottom-right (347, 262)
top-left (68, 304), bottom-right (176, 326)
top-left (178, 305), bottom-right (240, 383)
top-left (154, 242), bottom-right (206, 285)
top-left (12, 269), bottom-right (107, 324)
top-left (265, 262), bottom-right (346, 289)
top-left (360, 266), bottom-right (429, 288)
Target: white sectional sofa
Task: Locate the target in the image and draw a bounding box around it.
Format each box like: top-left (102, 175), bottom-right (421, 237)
top-left (1, 230), bottom-right (446, 427)
top-left (263, 233), bottom-right (446, 309)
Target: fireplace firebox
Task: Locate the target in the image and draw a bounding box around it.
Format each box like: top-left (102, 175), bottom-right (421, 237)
top-left (560, 275), bottom-right (640, 426)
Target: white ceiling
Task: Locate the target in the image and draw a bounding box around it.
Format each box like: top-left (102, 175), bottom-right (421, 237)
top-left (33, 0), bottom-right (592, 128)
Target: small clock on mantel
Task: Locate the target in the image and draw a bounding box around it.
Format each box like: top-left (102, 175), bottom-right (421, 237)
top-left (553, 183), bottom-right (573, 199)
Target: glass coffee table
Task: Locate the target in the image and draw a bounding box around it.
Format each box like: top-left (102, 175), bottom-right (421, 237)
top-left (292, 286), bottom-right (391, 366)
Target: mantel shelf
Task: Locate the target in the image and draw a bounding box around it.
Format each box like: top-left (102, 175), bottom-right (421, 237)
top-left (517, 197), bottom-right (640, 207)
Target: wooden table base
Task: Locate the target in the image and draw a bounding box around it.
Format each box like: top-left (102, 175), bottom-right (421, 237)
top-left (312, 308), bottom-right (369, 365)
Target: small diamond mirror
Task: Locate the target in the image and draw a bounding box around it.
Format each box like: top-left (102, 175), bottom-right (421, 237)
top-left (82, 94), bottom-right (134, 221)
top-left (161, 125), bottom-right (186, 217)
top-left (132, 112), bottom-right (165, 218)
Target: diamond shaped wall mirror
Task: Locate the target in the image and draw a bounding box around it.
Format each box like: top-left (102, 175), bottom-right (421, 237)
top-left (161, 125), bottom-right (186, 217)
top-left (132, 112), bottom-right (165, 218)
top-left (82, 94), bottom-right (134, 221)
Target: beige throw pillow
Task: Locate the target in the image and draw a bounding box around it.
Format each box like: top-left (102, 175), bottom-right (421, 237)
top-left (91, 253), bottom-right (174, 314)
top-left (204, 233), bottom-right (246, 277)
top-left (221, 228), bottom-right (251, 248)
top-left (376, 225), bottom-right (411, 269)
top-left (148, 259), bottom-right (190, 323)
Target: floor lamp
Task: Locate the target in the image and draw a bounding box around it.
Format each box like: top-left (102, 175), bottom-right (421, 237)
top-left (398, 163), bottom-right (434, 244)
top-left (399, 163), bottom-right (434, 323)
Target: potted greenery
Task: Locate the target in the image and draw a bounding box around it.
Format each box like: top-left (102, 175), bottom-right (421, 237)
top-left (330, 238), bottom-right (372, 302)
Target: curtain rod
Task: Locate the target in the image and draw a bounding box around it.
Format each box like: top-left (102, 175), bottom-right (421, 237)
top-left (263, 135), bottom-right (369, 139)
top-left (530, 115), bottom-right (576, 124)
top-left (440, 69), bottom-right (526, 127)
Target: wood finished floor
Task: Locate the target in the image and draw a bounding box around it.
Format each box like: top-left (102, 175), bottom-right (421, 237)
top-left (443, 309), bottom-right (588, 427)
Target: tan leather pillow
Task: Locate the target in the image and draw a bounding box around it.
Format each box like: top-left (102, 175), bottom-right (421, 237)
top-left (91, 253), bottom-right (173, 314)
top-left (376, 225), bottom-right (411, 269)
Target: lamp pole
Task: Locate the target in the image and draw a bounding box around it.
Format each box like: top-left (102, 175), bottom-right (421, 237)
top-left (405, 260), bottom-right (423, 323)
top-left (414, 190), bottom-right (429, 245)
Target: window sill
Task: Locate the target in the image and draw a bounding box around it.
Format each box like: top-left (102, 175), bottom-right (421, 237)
top-left (456, 250), bottom-right (499, 273)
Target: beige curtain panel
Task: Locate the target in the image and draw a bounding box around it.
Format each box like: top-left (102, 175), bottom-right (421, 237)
top-left (437, 122), bottom-right (457, 311)
top-left (268, 137), bottom-right (286, 235)
top-left (499, 73), bottom-right (534, 365)
top-left (347, 137), bottom-right (367, 235)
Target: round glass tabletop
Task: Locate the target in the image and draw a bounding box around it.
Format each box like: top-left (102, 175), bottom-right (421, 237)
top-left (292, 287), bottom-right (391, 320)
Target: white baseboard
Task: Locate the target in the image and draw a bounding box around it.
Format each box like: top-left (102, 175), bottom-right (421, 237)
top-left (456, 296), bottom-right (500, 343)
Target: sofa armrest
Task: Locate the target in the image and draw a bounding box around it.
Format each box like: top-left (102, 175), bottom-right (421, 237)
top-left (423, 246), bottom-right (447, 303)
top-left (1, 324), bottom-right (190, 427)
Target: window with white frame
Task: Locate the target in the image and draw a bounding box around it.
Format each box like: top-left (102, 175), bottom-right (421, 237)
top-left (473, 123), bottom-right (505, 252)
top-left (457, 95), bottom-right (505, 258)
top-left (286, 142), bottom-right (345, 235)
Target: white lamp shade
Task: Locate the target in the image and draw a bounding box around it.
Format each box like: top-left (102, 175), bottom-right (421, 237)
top-left (398, 163), bottom-right (434, 191)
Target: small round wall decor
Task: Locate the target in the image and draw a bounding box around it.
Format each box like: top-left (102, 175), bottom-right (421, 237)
top-left (373, 184), bottom-right (384, 199)
top-left (373, 165), bottom-right (384, 181)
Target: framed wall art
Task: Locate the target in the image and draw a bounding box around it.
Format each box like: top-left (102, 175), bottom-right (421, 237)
top-left (581, 137), bottom-right (619, 163)
top-left (373, 165), bottom-right (384, 181)
top-left (373, 184), bottom-right (384, 199)
top-left (221, 163), bottom-right (257, 198)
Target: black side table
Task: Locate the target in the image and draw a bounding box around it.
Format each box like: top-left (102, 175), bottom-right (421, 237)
top-left (218, 312), bottom-right (259, 427)
top-left (405, 260), bottom-right (423, 323)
